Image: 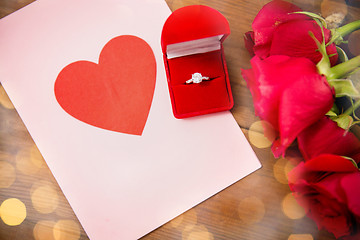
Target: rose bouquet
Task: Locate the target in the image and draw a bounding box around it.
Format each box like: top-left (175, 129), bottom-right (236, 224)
top-left (241, 0), bottom-right (360, 239)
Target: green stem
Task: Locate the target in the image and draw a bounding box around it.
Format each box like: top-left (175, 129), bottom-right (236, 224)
top-left (343, 99), bottom-right (360, 116)
top-left (336, 20), bottom-right (360, 37)
top-left (327, 55), bottom-right (360, 80)
top-left (330, 20), bottom-right (360, 45)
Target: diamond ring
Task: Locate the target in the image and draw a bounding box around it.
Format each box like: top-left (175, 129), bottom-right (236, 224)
top-left (186, 73), bottom-right (210, 84)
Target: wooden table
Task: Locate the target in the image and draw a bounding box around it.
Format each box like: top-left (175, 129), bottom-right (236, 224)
top-left (0, 0), bottom-right (359, 239)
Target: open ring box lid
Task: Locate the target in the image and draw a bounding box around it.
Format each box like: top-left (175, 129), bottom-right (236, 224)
top-left (161, 5), bottom-right (234, 118)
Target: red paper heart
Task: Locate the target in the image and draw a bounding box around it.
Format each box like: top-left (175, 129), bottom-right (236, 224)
top-left (54, 35), bottom-right (156, 135)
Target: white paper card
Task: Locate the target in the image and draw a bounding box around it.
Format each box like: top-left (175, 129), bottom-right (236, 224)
top-left (0, 0), bottom-right (261, 239)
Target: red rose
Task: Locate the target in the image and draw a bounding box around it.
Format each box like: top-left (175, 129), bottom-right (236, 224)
top-left (298, 116), bottom-right (360, 163)
top-left (241, 55), bottom-right (335, 157)
top-left (288, 154), bottom-right (360, 239)
top-left (269, 19), bottom-right (338, 65)
top-left (245, 0), bottom-right (338, 65)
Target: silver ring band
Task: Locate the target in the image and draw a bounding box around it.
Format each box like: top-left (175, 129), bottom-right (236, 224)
top-left (186, 73), bottom-right (210, 84)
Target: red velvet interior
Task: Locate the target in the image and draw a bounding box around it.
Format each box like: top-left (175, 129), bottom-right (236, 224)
top-left (166, 49), bottom-right (232, 117)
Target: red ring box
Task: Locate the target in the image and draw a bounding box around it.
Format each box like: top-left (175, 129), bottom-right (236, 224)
top-left (161, 5), bottom-right (234, 118)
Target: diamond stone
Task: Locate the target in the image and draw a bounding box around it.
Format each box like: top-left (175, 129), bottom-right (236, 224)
top-left (192, 73), bottom-right (203, 83)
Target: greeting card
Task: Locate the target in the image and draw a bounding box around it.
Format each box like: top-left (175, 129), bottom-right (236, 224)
top-left (0, 0), bottom-right (261, 239)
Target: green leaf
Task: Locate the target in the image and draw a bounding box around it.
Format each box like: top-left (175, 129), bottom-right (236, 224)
top-left (326, 110), bottom-right (338, 117)
top-left (342, 156), bottom-right (360, 169)
top-left (326, 103), bottom-right (339, 116)
top-left (328, 79), bottom-right (360, 98)
top-left (308, 31), bottom-right (332, 77)
top-left (350, 99), bottom-right (360, 120)
top-left (330, 114), bottom-right (353, 130)
top-left (331, 103), bottom-right (339, 114)
top-left (292, 11), bottom-right (327, 28)
top-left (336, 46), bottom-right (349, 63)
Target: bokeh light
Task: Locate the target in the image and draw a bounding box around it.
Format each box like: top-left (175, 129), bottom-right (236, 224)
top-left (288, 233), bottom-right (314, 240)
top-left (33, 220), bottom-right (56, 240)
top-left (237, 196), bottom-right (265, 224)
top-left (273, 158), bottom-right (295, 184)
top-left (321, 0), bottom-right (348, 28)
top-left (282, 193), bottom-right (306, 219)
top-left (248, 121), bottom-right (276, 148)
top-left (0, 161), bottom-right (16, 188)
top-left (53, 220), bottom-right (80, 240)
top-left (348, 30), bottom-right (360, 56)
top-left (16, 146), bottom-right (44, 175)
top-left (170, 209), bottom-right (198, 235)
top-left (182, 224), bottom-right (214, 240)
top-left (0, 198), bottom-right (27, 226)
top-left (273, 158), bottom-right (289, 184)
top-left (31, 182), bottom-right (59, 214)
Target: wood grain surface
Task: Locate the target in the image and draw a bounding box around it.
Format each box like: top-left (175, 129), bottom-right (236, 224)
top-left (0, 0), bottom-right (359, 239)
